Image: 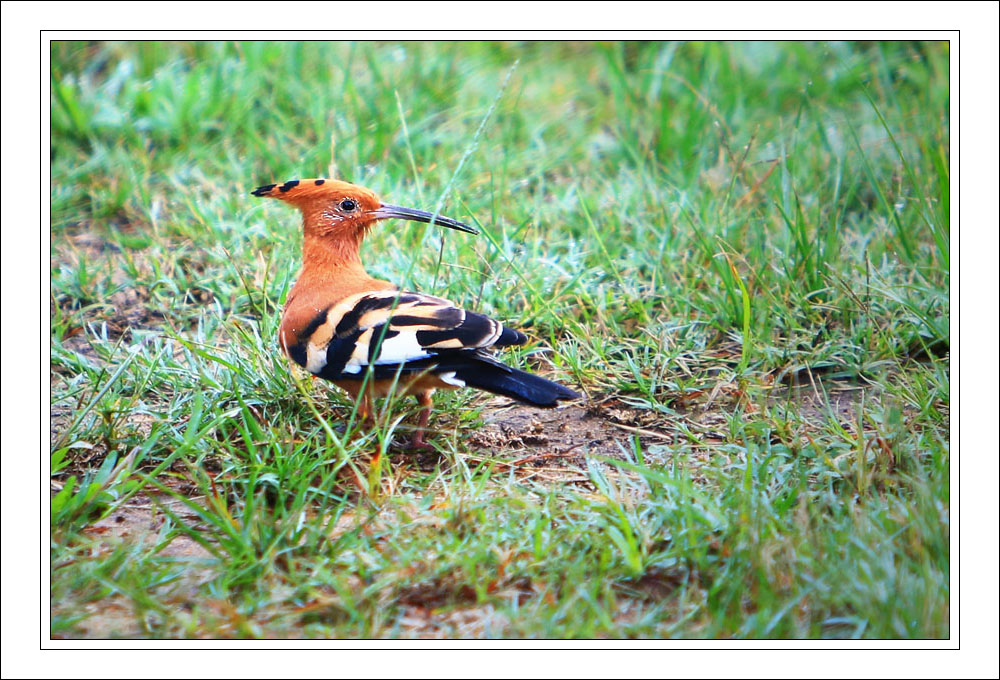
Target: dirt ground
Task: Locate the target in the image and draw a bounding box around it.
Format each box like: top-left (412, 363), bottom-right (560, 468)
top-left (51, 243), bottom-right (875, 637)
top-left (51, 379), bottom-right (871, 638)
top-left (50, 378), bottom-right (871, 639)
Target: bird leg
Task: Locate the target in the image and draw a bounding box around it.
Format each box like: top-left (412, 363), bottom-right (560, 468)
top-left (354, 391), bottom-right (384, 463)
top-left (408, 390), bottom-right (436, 450)
top-left (342, 389), bottom-right (386, 491)
top-left (355, 394), bottom-right (375, 427)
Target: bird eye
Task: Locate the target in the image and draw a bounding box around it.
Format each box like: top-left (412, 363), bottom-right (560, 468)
top-left (339, 199), bottom-right (358, 212)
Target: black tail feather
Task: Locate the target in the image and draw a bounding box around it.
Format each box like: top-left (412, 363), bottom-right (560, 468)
top-left (454, 357), bottom-right (579, 407)
top-left (356, 350), bottom-right (580, 407)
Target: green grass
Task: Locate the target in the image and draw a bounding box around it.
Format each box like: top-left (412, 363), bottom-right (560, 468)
top-left (50, 40), bottom-right (949, 639)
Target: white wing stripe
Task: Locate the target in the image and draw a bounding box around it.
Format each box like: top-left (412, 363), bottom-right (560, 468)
top-left (438, 371), bottom-right (466, 387)
top-left (341, 328), bottom-right (432, 373)
top-left (305, 340), bottom-right (329, 373)
top-left (299, 290), bottom-right (520, 377)
top-left (374, 332), bottom-right (431, 365)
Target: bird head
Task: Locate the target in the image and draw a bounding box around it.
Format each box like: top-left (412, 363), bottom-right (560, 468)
top-left (251, 178), bottom-right (478, 241)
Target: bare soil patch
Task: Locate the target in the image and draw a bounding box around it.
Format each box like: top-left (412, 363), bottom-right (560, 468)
top-left (82, 496), bottom-right (213, 560)
top-left (471, 400), bottom-right (668, 456)
top-left (52, 229), bottom-right (167, 362)
top-left (51, 494), bottom-right (215, 639)
top-left (766, 382), bottom-right (869, 425)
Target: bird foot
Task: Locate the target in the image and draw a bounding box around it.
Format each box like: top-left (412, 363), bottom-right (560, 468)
top-left (402, 431), bottom-right (436, 451)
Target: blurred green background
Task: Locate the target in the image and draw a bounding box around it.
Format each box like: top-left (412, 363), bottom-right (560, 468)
top-left (50, 41), bottom-right (949, 639)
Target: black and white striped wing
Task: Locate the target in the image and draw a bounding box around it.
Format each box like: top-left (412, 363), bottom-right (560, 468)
top-left (288, 290), bottom-right (527, 382)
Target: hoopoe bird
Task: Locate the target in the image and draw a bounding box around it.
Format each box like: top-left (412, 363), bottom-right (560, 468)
top-left (253, 178), bottom-right (579, 448)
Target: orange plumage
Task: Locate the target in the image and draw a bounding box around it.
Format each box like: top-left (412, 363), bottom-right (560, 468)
top-left (254, 178), bottom-right (578, 448)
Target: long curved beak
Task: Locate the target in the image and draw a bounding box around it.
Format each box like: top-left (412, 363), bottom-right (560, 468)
top-left (371, 204), bottom-right (479, 235)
